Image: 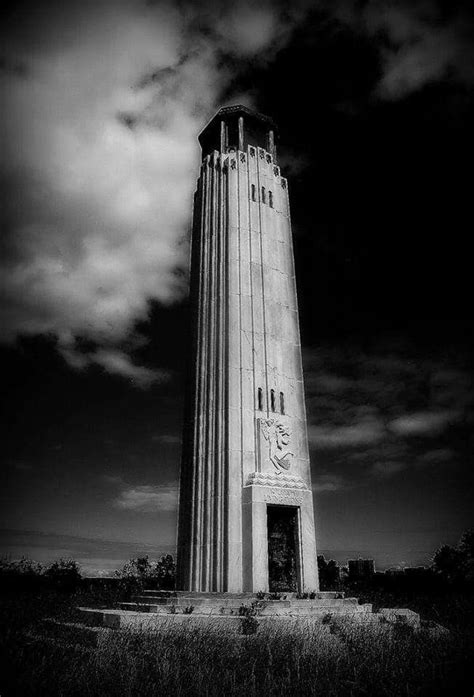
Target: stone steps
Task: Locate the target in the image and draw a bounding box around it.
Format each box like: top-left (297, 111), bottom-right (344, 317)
top-left (77, 607), bottom-right (368, 630)
top-left (118, 601), bottom-right (372, 617)
top-left (77, 604), bottom-right (420, 631)
top-left (118, 591), bottom-right (363, 617)
top-left (131, 595), bottom-right (355, 607)
top-left (23, 604), bottom-right (422, 649)
top-left (139, 590), bottom-right (344, 600)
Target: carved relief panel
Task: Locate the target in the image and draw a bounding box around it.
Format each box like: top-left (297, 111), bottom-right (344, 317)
top-left (258, 416), bottom-right (294, 474)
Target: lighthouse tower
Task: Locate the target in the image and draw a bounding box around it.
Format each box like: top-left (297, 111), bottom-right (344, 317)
top-left (176, 105), bottom-right (319, 593)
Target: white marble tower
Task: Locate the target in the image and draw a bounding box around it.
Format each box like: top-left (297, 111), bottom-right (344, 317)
top-left (176, 105), bottom-right (319, 593)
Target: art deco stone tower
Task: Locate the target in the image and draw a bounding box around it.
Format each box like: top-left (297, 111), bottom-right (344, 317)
top-left (176, 105), bottom-right (319, 593)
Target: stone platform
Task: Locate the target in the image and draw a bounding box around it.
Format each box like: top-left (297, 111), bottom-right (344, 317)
top-left (77, 590), bottom-right (421, 632)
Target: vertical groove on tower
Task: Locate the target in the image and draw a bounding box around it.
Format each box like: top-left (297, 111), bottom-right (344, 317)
top-left (222, 161), bottom-right (229, 590)
top-left (178, 153), bottom-right (232, 591)
top-left (256, 152), bottom-right (270, 420)
top-left (189, 172), bottom-right (204, 584)
top-left (200, 162), bottom-right (210, 588)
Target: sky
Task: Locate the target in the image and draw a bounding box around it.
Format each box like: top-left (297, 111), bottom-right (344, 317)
top-left (1, 0), bottom-right (473, 575)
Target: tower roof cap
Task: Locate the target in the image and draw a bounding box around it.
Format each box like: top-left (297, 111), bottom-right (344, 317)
top-left (198, 104), bottom-right (277, 147)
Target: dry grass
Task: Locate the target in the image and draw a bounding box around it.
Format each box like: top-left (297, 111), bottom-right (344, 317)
top-left (1, 590), bottom-right (473, 696)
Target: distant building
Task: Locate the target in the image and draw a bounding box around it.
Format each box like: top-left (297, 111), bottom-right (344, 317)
top-left (348, 558), bottom-right (375, 580)
top-left (385, 567), bottom-right (405, 576)
top-left (404, 566), bottom-right (428, 575)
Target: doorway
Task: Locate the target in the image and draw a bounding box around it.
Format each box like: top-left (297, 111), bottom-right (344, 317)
top-left (267, 505), bottom-right (300, 592)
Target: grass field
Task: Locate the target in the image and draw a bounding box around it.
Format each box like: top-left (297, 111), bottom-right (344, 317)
top-left (1, 587), bottom-right (473, 696)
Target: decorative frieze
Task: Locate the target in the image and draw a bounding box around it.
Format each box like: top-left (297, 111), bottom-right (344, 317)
top-left (262, 489), bottom-right (304, 505)
top-left (245, 471), bottom-right (308, 490)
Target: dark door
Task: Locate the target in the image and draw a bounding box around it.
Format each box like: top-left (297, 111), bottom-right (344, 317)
top-left (267, 505), bottom-right (299, 592)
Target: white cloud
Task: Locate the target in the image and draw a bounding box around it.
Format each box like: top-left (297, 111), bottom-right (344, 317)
top-left (114, 484), bottom-right (179, 513)
top-left (216, 4), bottom-right (281, 56)
top-left (416, 448), bottom-right (456, 466)
top-left (312, 474), bottom-right (346, 492)
top-left (312, 373), bottom-right (355, 393)
top-left (371, 461), bottom-right (406, 477)
top-left (1, 2), bottom-right (195, 375)
top-left (363, 5), bottom-right (474, 98)
top-left (151, 434), bottom-right (182, 444)
top-left (14, 462), bottom-right (33, 472)
top-left (93, 349), bottom-right (168, 388)
top-left (1, 0), bottom-right (299, 384)
top-left (389, 410), bottom-right (461, 437)
top-left (102, 474), bottom-right (123, 485)
top-left (308, 416), bottom-right (385, 449)
top-left (58, 343), bottom-right (169, 386)
top-left (331, 0), bottom-right (474, 99)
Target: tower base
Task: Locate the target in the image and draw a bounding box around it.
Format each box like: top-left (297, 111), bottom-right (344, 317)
top-left (241, 482), bottom-right (319, 593)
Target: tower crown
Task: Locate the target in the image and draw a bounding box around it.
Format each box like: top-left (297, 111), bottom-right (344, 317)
top-left (198, 104), bottom-right (278, 161)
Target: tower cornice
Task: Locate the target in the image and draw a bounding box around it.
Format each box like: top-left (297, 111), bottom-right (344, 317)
top-left (198, 103), bottom-right (278, 161)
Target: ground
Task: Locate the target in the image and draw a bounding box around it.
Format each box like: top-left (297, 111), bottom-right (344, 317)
top-left (0, 586), bottom-right (473, 696)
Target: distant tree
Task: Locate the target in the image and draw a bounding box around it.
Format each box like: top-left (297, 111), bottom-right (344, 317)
top-left (115, 555), bottom-right (176, 590)
top-left (432, 530), bottom-right (474, 585)
top-left (118, 556), bottom-right (152, 579)
top-left (458, 529), bottom-right (474, 582)
top-left (317, 555), bottom-right (328, 576)
top-left (432, 545), bottom-right (463, 581)
top-left (155, 554), bottom-right (176, 590)
top-left (45, 558), bottom-right (82, 591)
top-left (326, 559), bottom-right (340, 587)
top-left (0, 557), bottom-right (43, 577)
top-left (318, 555), bottom-right (340, 590)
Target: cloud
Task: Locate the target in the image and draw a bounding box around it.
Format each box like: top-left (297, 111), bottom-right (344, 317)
top-left (3, 0), bottom-right (473, 389)
top-left (14, 462), bottom-right (33, 472)
top-left (389, 410), bottom-right (461, 437)
top-left (151, 434), bottom-right (182, 444)
top-left (371, 461), bottom-right (406, 477)
top-left (330, 0), bottom-right (474, 99)
top-left (308, 415), bottom-right (385, 449)
top-left (114, 484), bottom-right (179, 513)
top-left (364, 3), bottom-right (474, 98)
top-left (1, 0), bottom-right (301, 384)
top-left (304, 343), bottom-right (472, 489)
top-left (345, 441), bottom-right (408, 466)
top-left (57, 343), bottom-right (170, 387)
top-left (309, 372), bottom-right (355, 393)
top-left (430, 369), bottom-right (474, 410)
top-left (102, 474), bottom-right (123, 485)
top-left (312, 474), bottom-right (346, 492)
top-left (93, 349), bottom-right (169, 387)
top-left (216, 4), bottom-right (281, 56)
top-left (416, 448), bottom-right (456, 466)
